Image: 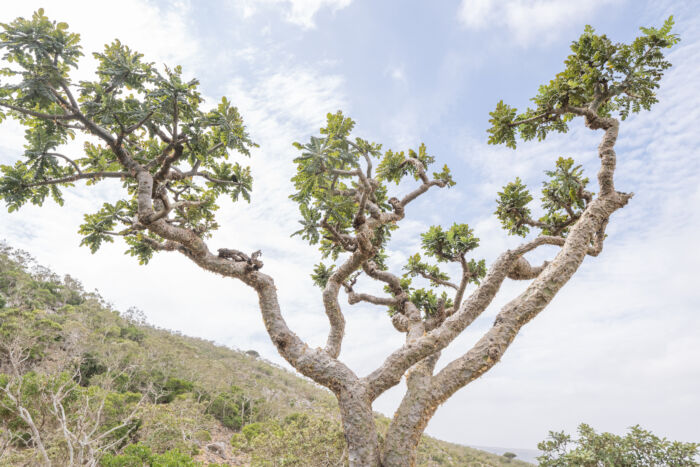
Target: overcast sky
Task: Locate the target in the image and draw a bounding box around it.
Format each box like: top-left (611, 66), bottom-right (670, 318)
top-left (0, 0), bottom-right (698, 451)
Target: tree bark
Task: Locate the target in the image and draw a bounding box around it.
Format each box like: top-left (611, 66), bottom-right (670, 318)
top-left (338, 382), bottom-right (381, 466)
top-left (382, 354), bottom-right (439, 467)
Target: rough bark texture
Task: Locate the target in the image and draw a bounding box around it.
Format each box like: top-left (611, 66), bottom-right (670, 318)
top-left (382, 353), bottom-right (439, 466)
top-left (338, 383), bottom-right (381, 465)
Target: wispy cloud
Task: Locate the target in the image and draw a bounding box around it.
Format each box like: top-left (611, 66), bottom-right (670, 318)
top-left (457, 0), bottom-right (616, 46)
top-left (233, 0), bottom-right (352, 29)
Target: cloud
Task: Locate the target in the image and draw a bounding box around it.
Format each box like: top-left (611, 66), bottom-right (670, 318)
top-left (457, 0), bottom-right (616, 46)
top-left (233, 0), bottom-right (352, 29)
top-left (385, 65), bottom-right (407, 83)
top-left (1, 1), bottom-right (201, 72)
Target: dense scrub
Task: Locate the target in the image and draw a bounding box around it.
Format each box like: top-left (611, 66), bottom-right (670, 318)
top-left (0, 243), bottom-right (531, 466)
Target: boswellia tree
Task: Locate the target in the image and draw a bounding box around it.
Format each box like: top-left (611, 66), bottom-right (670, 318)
top-left (0, 9), bottom-right (679, 466)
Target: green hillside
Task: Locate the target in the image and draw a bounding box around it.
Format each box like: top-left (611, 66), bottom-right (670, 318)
top-left (0, 243), bottom-right (532, 466)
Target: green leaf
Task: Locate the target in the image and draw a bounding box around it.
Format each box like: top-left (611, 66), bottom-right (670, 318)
top-left (494, 177), bottom-right (533, 237)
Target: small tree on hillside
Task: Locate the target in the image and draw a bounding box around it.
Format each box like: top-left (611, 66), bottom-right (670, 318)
top-left (0, 10), bottom-right (679, 466)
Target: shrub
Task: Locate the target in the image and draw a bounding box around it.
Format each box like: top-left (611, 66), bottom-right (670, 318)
top-left (100, 443), bottom-right (198, 467)
top-left (158, 377), bottom-right (194, 404)
top-left (119, 325), bottom-right (146, 343)
top-left (247, 413), bottom-right (346, 466)
top-left (242, 422), bottom-right (265, 442)
top-left (205, 385), bottom-right (257, 430)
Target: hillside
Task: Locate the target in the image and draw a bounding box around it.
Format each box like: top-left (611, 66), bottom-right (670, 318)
top-left (0, 243), bottom-right (533, 466)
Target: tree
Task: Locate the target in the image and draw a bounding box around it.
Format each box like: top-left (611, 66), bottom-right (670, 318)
top-left (0, 10), bottom-right (680, 466)
top-left (538, 424), bottom-right (699, 466)
top-left (503, 451), bottom-right (517, 462)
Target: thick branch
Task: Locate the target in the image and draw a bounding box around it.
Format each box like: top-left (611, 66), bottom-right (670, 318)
top-left (362, 234), bottom-right (586, 399)
top-left (426, 193), bottom-right (630, 409)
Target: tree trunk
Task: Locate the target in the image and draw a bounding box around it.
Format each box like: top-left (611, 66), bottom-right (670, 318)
top-left (337, 382), bottom-right (381, 466)
top-left (382, 354), bottom-right (439, 467)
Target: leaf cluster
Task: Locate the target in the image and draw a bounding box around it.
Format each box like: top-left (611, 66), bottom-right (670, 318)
top-left (488, 17), bottom-right (679, 148)
top-left (494, 177), bottom-right (533, 237)
top-left (495, 157), bottom-right (591, 237)
top-left (421, 223), bottom-right (479, 262)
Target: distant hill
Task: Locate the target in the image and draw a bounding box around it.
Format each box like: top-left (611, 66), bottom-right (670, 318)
top-left (470, 447), bottom-right (540, 464)
top-left (0, 242), bottom-right (533, 466)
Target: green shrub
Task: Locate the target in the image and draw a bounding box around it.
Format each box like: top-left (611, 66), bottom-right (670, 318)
top-left (230, 433), bottom-right (247, 450)
top-left (205, 385), bottom-right (257, 430)
top-left (137, 398), bottom-right (215, 455)
top-left (247, 413), bottom-right (346, 466)
top-left (242, 422), bottom-right (265, 442)
top-left (79, 352), bottom-right (108, 384)
top-left (158, 377), bottom-right (194, 403)
top-left (100, 443), bottom-right (198, 467)
top-left (119, 325), bottom-right (146, 343)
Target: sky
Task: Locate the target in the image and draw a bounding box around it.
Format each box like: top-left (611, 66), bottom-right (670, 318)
top-left (0, 0), bottom-right (698, 451)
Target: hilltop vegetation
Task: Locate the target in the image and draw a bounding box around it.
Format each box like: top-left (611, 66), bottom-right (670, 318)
top-left (0, 243), bottom-right (532, 466)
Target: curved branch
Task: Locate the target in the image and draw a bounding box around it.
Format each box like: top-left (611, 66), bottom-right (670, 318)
top-left (362, 261), bottom-right (403, 296)
top-left (133, 169), bottom-right (360, 393)
top-left (45, 152), bottom-right (82, 175)
top-left (400, 179), bottom-right (446, 207)
top-left (0, 102), bottom-right (76, 120)
top-left (414, 269), bottom-right (458, 290)
top-left (346, 290), bottom-right (398, 307)
top-left (22, 171), bottom-right (128, 188)
top-left (322, 249), bottom-right (366, 358)
top-left (452, 257), bottom-right (471, 310)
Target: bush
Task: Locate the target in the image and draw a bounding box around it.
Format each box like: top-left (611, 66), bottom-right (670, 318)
top-left (119, 325), bottom-right (145, 343)
top-left (205, 385), bottom-right (257, 430)
top-left (242, 422), bottom-right (265, 442)
top-left (79, 352), bottom-right (108, 385)
top-left (100, 443), bottom-right (198, 467)
top-left (136, 398), bottom-right (216, 455)
top-left (158, 377), bottom-right (194, 404)
top-left (245, 413), bottom-right (346, 466)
